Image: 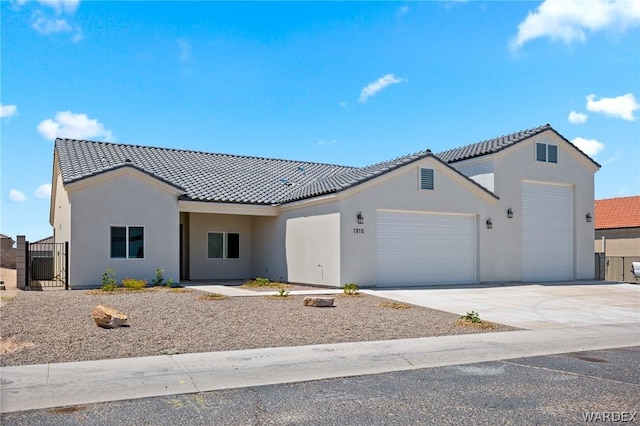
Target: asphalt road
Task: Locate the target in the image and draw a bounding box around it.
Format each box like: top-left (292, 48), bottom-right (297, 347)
top-left (2, 346), bottom-right (639, 425)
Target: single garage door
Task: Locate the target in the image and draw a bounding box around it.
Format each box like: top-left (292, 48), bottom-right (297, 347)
top-left (521, 182), bottom-right (572, 281)
top-left (376, 211), bottom-right (476, 286)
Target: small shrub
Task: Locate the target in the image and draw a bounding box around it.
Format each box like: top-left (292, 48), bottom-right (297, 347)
top-left (198, 293), bottom-right (228, 300)
top-left (255, 277), bottom-right (270, 286)
top-left (343, 283), bottom-right (360, 295)
top-left (151, 269), bottom-right (165, 286)
top-left (460, 310), bottom-right (481, 323)
top-left (101, 268), bottom-right (118, 291)
top-left (379, 301), bottom-right (412, 310)
top-left (122, 278), bottom-right (147, 290)
top-left (273, 288), bottom-right (289, 298)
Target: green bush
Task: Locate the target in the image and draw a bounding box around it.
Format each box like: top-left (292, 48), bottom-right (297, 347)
top-left (122, 278), bottom-right (147, 290)
top-left (151, 269), bottom-right (165, 286)
top-left (255, 277), bottom-right (270, 286)
top-left (343, 283), bottom-right (360, 295)
top-left (461, 310), bottom-right (481, 323)
top-left (101, 268), bottom-right (118, 291)
top-left (273, 288), bottom-right (289, 298)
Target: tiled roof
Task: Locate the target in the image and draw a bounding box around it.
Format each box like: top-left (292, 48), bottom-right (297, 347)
top-left (56, 124), bottom-right (575, 206)
top-left (0, 233), bottom-right (13, 240)
top-left (594, 196), bottom-right (640, 230)
top-left (436, 124), bottom-right (600, 167)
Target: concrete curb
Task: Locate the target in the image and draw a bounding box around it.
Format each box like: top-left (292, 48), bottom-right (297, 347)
top-left (2, 323), bottom-right (639, 413)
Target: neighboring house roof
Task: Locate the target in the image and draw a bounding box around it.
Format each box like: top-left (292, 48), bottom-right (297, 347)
top-left (0, 233), bottom-right (14, 241)
top-left (436, 124), bottom-right (601, 167)
top-left (32, 236), bottom-right (54, 244)
top-left (55, 124), bottom-right (576, 206)
top-left (594, 196), bottom-right (640, 230)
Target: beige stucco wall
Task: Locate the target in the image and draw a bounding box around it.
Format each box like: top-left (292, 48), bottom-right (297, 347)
top-left (252, 201), bottom-right (340, 284)
top-left (285, 213), bottom-right (340, 286)
top-left (188, 213), bottom-right (252, 280)
top-left (66, 170), bottom-right (180, 289)
top-left (595, 228), bottom-right (640, 256)
top-left (487, 131), bottom-right (597, 280)
top-left (52, 167), bottom-right (71, 248)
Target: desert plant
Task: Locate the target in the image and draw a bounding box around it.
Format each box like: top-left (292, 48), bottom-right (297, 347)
top-left (343, 283), bottom-right (360, 295)
top-left (101, 268), bottom-right (118, 291)
top-left (122, 278), bottom-right (147, 290)
top-left (273, 288), bottom-right (289, 298)
top-left (151, 269), bottom-right (165, 286)
top-left (198, 293), bottom-right (228, 300)
top-left (255, 277), bottom-right (270, 286)
top-left (461, 310), bottom-right (481, 323)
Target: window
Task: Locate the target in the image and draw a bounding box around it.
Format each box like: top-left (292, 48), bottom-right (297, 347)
top-left (111, 226), bottom-right (144, 259)
top-left (208, 232), bottom-right (240, 259)
top-left (420, 168), bottom-right (434, 190)
top-left (536, 143), bottom-right (558, 164)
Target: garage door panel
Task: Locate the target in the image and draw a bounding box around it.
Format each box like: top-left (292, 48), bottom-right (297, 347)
top-left (522, 183), bottom-right (572, 282)
top-left (377, 211), bottom-right (476, 286)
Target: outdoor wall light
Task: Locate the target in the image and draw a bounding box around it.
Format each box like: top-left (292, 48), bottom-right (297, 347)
top-left (357, 212), bottom-right (364, 225)
top-left (586, 213), bottom-right (592, 223)
top-left (486, 218), bottom-right (493, 229)
top-left (507, 207), bottom-right (514, 219)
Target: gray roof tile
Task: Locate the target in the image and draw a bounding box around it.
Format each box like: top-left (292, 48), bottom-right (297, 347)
top-left (57, 124), bottom-right (587, 206)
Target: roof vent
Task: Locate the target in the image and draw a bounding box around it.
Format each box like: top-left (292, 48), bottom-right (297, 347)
top-left (298, 166), bottom-right (305, 172)
top-left (124, 158), bottom-right (132, 163)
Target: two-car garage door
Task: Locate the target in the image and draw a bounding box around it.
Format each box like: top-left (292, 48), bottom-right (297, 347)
top-left (376, 211), bottom-right (476, 286)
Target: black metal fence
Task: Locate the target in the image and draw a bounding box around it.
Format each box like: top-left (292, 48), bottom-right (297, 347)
top-left (27, 241), bottom-right (68, 289)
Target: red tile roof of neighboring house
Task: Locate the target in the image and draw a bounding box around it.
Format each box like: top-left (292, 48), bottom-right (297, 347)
top-left (594, 196), bottom-right (640, 230)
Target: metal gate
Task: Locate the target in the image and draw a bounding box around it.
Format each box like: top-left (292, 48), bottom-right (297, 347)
top-left (27, 241), bottom-right (68, 289)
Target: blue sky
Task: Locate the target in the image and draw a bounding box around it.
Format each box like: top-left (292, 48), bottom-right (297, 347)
top-left (1, 0), bottom-right (639, 242)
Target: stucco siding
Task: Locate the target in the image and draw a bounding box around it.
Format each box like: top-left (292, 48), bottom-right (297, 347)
top-left (68, 172), bottom-right (179, 288)
top-left (52, 167), bottom-right (71, 247)
top-left (285, 213), bottom-right (340, 286)
top-left (188, 213), bottom-right (252, 280)
top-left (595, 228), bottom-right (640, 256)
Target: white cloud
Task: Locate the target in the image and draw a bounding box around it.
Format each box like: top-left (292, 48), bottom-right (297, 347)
top-left (359, 74), bottom-right (405, 103)
top-left (32, 16), bottom-right (72, 35)
top-left (398, 5), bottom-right (409, 15)
top-left (0, 104), bottom-right (18, 118)
top-left (37, 111), bottom-right (113, 141)
top-left (572, 137), bottom-right (605, 157)
top-left (9, 189), bottom-right (27, 203)
top-left (511, 0), bottom-right (640, 49)
top-left (568, 110), bottom-right (588, 124)
top-left (177, 38), bottom-right (192, 63)
top-left (37, 0), bottom-right (80, 14)
top-left (586, 93), bottom-right (639, 121)
top-left (317, 139), bottom-right (337, 146)
top-left (35, 183), bottom-right (52, 199)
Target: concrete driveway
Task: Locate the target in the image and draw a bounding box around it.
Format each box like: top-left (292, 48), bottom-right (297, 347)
top-left (365, 282), bottom-right (640, 329)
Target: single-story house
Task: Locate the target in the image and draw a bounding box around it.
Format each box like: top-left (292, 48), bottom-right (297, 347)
top-left (594, 196), bottom-right (640, 256)
top-left (1, 233), bottom-right (16, 269)
top-left (594, 196), bottom-right (640, 282)
top-left (50, 124), bottom-right (600, 289)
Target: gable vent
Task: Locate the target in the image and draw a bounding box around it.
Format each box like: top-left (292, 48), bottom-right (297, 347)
top-left (420, 168), bottom-right (434, 190)
top-left (536, 143), bottom-right (546, 162)
top-left (548, 144), bottom-right (558, 163)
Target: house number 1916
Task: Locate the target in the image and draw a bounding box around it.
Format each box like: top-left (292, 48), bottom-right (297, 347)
top-left (353, 228), bottom-right (365, 234)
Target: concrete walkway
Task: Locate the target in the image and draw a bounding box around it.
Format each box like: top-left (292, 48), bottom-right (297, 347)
top-left (2, 322), bottom-right (638, 414)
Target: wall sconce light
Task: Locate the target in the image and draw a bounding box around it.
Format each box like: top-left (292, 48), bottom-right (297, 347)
top-left (507, 207), bottom-right (513, 219)
top-left (486, 218), bottom-right (493, 229)
top-left (357, 212), bottom-right (364, 225)
top-left (586, 213), bottom-right (592, 223)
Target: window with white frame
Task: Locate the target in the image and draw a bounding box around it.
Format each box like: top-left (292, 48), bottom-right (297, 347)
top-left (208, 232), bottom-right (240, 259)
top-left (111, 226), bottom-right (144, 259)
top-left (420, 168), bottom-right (434, 190)
top-left (536, 142), bottom-right (558, 164)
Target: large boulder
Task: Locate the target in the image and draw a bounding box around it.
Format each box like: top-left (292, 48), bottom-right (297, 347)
top-left (303, 297), bottom-right (334, 307)
top-left (92, 305), bottom-right (129, 329)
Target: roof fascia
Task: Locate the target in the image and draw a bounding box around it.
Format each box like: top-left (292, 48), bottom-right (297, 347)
top-left (179, 200), bottom-right (279, 216)
top-left (65, 165), bottom-right (185, 196)
top-left (49, 150), bottom-right (60, 226)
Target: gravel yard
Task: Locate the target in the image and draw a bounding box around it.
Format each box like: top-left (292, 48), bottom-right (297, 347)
top-left (0, 287), bottom-right (516, 367)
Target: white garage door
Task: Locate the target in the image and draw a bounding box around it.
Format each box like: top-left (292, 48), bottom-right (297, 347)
top-left (376, 211), bottom-right (476, 286)
top-left (521, 182), bottom-right (573, 282)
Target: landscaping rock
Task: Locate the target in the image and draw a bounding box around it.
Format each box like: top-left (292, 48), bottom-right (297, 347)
top-left (92, 305), bottom-right (129, 329)
top-left (303, 297), bottom-right (334, 307)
